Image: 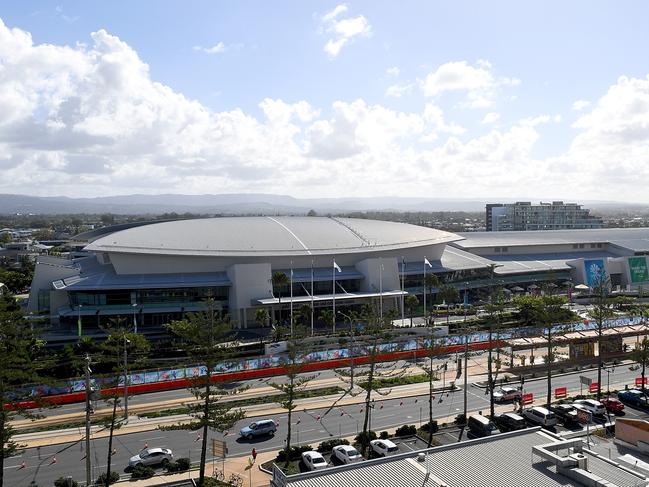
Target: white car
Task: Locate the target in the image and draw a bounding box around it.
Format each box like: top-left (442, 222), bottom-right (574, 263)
top-left (301, 451), bottom-right (328, 471)
top-left (370, 439), bottom-right (399, 457)
top-left (573, 399), bottom-right (606, 417)
top-left (129, 448), bottom-right (173, 468)
top-left (493, 386), bottom-right (522, 402)
top-left (332, 444), bottom-right (362, 464)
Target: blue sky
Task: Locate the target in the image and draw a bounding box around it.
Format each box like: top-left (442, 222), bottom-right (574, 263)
top-left (1, 1), bottom-right (649, 201)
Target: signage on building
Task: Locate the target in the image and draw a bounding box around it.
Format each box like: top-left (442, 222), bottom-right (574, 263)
top-left (584, 259), bottom-right (605, 287)
top-left (629, 257), bottom-right (649, 283)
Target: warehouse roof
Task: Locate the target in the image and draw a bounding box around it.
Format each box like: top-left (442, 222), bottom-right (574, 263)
top-left (455, 227), bottom-right (649, 253)
top-left (278, 428), bottom-right (648, 487)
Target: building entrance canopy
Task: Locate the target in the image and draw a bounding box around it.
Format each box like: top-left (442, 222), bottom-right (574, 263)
top-left (256, 289), bottom-right (407, 306)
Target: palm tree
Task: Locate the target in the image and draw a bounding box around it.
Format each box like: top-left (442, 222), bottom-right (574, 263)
top-left (438, 285), bottom-right (459, 324)
top-left (255, 308), bottom-right (270, 328)
top-left (405, 294), bottom-right (419, 326)
top-left (319, 309), bottom-right (334, 333)
top-left (271, 271), bottom-right (290, 325)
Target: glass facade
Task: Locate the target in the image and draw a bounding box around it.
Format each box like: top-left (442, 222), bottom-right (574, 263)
top-left (274, 279), bottom-right (361, 298)
top-left (69, 286), bottom-right (229, 307)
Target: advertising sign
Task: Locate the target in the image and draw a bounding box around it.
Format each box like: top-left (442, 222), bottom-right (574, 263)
top-left (554, 387), bottom-right (567, 398)
top-left (629, 257), bottom-right (649, 283)
top-left (584, 259), bottom-right (605, 287)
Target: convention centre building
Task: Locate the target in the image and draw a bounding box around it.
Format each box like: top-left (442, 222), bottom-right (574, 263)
top-left (26, 217), bottom-right (649, 334)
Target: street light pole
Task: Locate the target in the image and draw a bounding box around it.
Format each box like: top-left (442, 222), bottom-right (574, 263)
top-left (84, 354), bottom-right (92, 486)
top-left (123, 335), bottom-right (130, 421)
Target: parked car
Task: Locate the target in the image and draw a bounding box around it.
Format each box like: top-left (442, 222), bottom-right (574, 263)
top-left (600, 397), bottom-right (625, 414)
top-left (467, 414), bottom-right (498, 436)
top-left (550, 404), bottom-right (579, 424)
top-left (493, 412), bottom-right (526, 432)
top-left (301, 451), bottom-right (328, 471)
top-left (239, 419), bottom-right (277, 440)
top-left (522, 406), bottom-right (557, 427)
top-left (493, 386), bottom-right (522, 403)
top-left (618, 389), bottom-right (649, 407)
top-left (370, 439), bottom-right (399, 457)
top-left (332, 445), bottom-right (362, 464)
top-left (128, 448), bottom-right (173, 468)
top-left (573, 399), bottom-right (606, 417)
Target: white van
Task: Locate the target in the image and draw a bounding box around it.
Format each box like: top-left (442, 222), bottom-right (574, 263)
top-left (523, 406), bottom-right (557, 427)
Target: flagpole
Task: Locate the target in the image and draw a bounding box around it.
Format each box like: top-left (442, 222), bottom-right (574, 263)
top-left (423, 256), bottom-right (427, 326)
top-left (290, 260), bottom-right (294, 337)
top-left (401, 257), bottom-right (405, 324)
top-left (379, 258), bottom-right (383, 321)
top-left (332, 259), bottom-right (336, 334)
top-left (310, 259), bottom-right (314, 337)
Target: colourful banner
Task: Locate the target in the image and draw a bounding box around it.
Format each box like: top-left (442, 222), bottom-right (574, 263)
top-left (629, 256), bottom-right (649, 283)
top-left (584, 259), bottom-right (605, 287)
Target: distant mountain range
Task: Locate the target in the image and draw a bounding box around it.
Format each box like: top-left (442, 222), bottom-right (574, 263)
top-left (0, 193), bottom-right (644, 215)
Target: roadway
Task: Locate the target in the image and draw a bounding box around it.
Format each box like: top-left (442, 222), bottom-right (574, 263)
top-left (4, 362), bottom-right (644, 487)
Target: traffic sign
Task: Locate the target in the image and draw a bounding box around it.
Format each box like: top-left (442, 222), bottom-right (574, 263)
top-left (579, 376), bottom-right (592, 386)
top-left (212, 439), bottom-right (227, 458)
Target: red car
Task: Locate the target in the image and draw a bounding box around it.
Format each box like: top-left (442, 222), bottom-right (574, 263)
top-left (601, 397), bottom-right (625, 414)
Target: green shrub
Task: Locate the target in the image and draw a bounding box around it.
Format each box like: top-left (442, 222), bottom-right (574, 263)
top-left (130, 464), bottom-right (155, 480)
top-left (54, 478), bottom-right (79, 487)
top-left (165, 457), bottom-right (191, 473)
top-left (379, 431), bottom-right (389, 439)
top-left (455, 413), bottom-right (466, 425)
top-left (354, 430), bottom-right (377, 448)
top-left (420, 421), bottom-right (438, 434)
top-left (317, 439), bottom-right (349, 453)
top-left (395, 424), bottom-right (417, 437)
top-left (276, 445), bottom-right (313, 462)
top-left (95, 471), bottom-right (120, 485)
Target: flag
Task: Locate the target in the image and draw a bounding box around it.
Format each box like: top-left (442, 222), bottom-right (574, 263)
top-left (424, 257), bottom-right (432, 268)
top-left (333, 261), bottom-right (341, 273)
top-left (77, 315), bottom-right (82, 337)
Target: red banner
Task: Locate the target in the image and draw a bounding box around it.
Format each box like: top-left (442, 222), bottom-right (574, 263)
top-left (636, 377), bottom-right (648, 386)
top-left (555, 387), bottom-right (567, 398)
top-left (522, 393), bottom-right (534, 404)
top-left (588, 382), bottom-right (599, 393)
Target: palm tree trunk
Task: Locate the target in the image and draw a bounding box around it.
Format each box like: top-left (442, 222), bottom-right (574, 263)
top-left (284, 381), bottom-right (294, 467)
top-left (546, 328), bottom-right (552, 410)
top-left (199, 377), bottom-right (210, 485)
top-left (361, 358), bottom-right (375, 456)
top-left (105, 398), bottom-right (118, 486)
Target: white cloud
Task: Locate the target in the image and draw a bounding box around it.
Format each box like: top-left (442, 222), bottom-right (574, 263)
top-left (386, 66), bottom-right (400, 76)
top-left (572, 99), bottom-right (591, 111)
top-left (420, 60), bottom-right (520, 108)
top-left (320, 4), bottom-right (371, 58)
top-left (481, 112), bottom-right (500, 124)
top-left (3, 18), bottom-right (649, 202)
top-left (385, 83), bottom-right (413, 98)
top-left (193, 42), bottom-right (227, 54)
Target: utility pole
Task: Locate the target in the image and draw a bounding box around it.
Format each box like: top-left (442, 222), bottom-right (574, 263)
top-left (123, 335), bottom-right (130, 421)
top-left (463, 332), bottom-right (468, 420)
top-left (84, 353), bottom-right (92, 486)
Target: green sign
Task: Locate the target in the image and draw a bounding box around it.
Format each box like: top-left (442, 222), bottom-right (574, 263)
top-left (629, 256), bottom-right (649, 283)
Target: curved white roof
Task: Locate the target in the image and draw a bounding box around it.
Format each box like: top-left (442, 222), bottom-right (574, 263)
top-left (85, 216), bottom-right (461, 257)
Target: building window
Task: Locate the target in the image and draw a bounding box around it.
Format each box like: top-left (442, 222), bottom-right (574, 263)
top-left (572, 244), bottom-right (579, 249)
top-left (501, 247), bottom-right (508, 253)
top-left (579, 244), bottom-right (585, 249)
top-left (494, 247), bottom-right (501, 253)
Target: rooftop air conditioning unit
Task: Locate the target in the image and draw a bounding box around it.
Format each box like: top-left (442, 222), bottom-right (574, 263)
top-left (569, 453), bottom-right (588, 471)
top-left (417, 453), bottom-right (426, 462)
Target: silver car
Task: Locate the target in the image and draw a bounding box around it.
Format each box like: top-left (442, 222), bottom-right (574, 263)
top-left (129, 447), bottom-right (173, 468)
